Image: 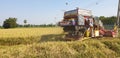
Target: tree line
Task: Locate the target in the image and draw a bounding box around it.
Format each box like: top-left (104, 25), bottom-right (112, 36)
top-left (1, 17), bottom-right (57, 29)
top-left (99, 16), bottom-right (117, 25)
top-left (0, 16), bottom-right (117, 29)
top-left (18, 24), bottom-right (56, 28)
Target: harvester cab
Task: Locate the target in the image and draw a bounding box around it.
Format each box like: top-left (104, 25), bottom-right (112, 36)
top-left (59, 8), bottom-right (118, 40)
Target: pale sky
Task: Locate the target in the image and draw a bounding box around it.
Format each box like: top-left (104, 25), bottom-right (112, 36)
top-left (0, 0), bottom-right (118, 25)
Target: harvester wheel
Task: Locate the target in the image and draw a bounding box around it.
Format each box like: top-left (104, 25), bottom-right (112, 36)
top-left (64, 31), bottom-right (84, 41)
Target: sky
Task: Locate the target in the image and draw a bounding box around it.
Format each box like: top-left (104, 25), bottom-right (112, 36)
top-left (0, 0), bottom-right (119, 25)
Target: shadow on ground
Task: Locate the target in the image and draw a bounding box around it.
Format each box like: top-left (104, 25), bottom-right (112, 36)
top-left (40, 34), bottom-right (65, 42)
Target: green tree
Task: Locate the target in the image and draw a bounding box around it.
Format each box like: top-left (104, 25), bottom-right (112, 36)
top-left (99, 16), bottom-right (105, 20)
top-left (24, 20), bottom-right (27, 27)
top-left (99, 16), bottom-right (116, 25)
top-left (3, 17), bottom-right (17, 28)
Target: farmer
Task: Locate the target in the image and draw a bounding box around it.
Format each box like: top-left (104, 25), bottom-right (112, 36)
top-left (89, 18), bottom-right (94, 37)
top-left (85, 18), bottom-right (90, 28)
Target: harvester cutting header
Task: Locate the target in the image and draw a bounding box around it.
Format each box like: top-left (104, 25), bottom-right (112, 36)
top-left (59, 8), bottom-right (118, 40)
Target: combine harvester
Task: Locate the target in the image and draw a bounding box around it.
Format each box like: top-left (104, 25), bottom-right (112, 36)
top-left (59, 8), bottom-right (118, 40)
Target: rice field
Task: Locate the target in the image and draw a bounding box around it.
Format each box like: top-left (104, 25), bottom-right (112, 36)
top-left (0, 27), bottom-right (120, 58)
top-left (0, 27), bottom-right (64, 45)
top-left (0, 27), bottom-right (63, 39)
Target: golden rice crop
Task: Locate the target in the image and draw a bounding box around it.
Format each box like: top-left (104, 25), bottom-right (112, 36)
top-left (0, 27), bottom-right (64, 45)
top-left (0, 27), bottom-right (63, 38)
